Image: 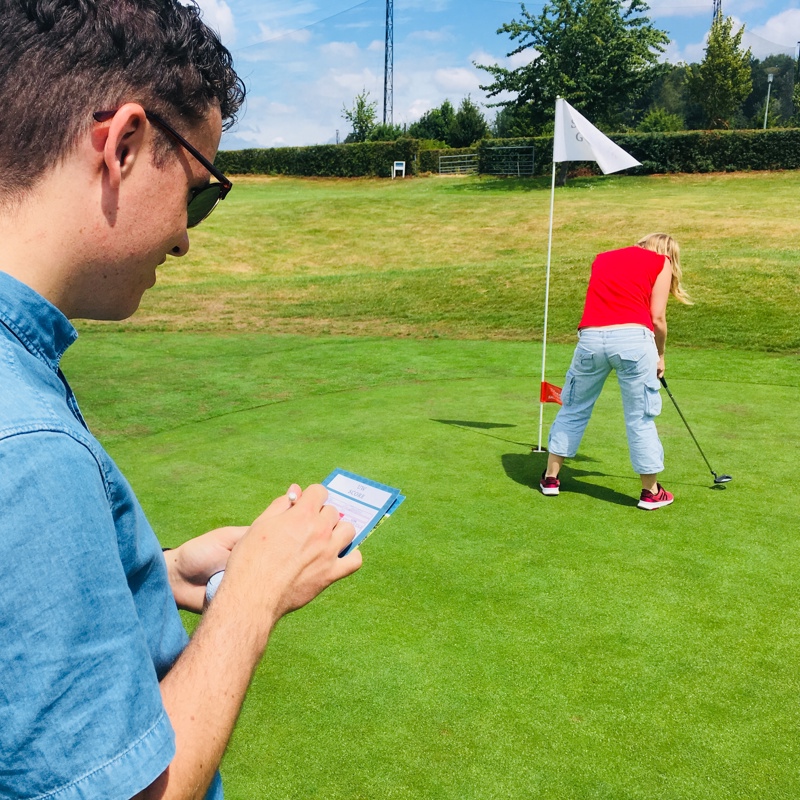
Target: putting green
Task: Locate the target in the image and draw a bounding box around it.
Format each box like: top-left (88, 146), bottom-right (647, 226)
top-left (75, 333), bottom-right (799, 800)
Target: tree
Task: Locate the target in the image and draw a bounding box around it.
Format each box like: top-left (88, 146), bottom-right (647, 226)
top-left (477, 0), bottom-right (669, 134)
top-left (635, 63), bottom-right (705, 130)
top-left (407, 100), bottom-right (456, 142)
top-left (686, 17), bottom-right (751, 129)
top-left (342, 90), bottom-right (378, 143)
top-left (367, 122), bottom-right (406, 141)
top-left (638, 107), bottom-right (684, 132)
top-left (741, 55), bottom-right (796, 128)
top-left (449, 97), bottom-right (489, 147)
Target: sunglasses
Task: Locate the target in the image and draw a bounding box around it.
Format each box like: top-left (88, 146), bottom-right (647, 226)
top-left (93, 109), bottom-right (232, 228)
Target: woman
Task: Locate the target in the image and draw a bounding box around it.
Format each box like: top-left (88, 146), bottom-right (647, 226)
top-left (540, 233), bottom-right (692, 509)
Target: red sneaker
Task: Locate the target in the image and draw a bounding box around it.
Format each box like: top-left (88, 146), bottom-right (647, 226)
top-left (540, 472), bottom-right (560, 496)
top-left (638, 483), bottom-right (674, 510)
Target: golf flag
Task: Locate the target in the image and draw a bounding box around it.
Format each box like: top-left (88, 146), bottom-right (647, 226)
top-left (553, 98), bottom-right (640, 174)
top-left (540, 381), bottom-right (562, 405)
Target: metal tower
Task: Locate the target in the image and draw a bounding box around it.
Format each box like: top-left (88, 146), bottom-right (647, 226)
top-left (383, 0), bottom-right (394, 126)
top-left (712, 0), bottom-right (722, 21)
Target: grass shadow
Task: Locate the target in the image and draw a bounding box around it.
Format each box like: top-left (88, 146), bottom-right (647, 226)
top-left (502, 450), bottom-right (637, 507)
top-left (431, 418), bottom-right (532, 447)
top-left (433, 419), bottom-right (517, 430)
top-left (440, 176), bottom-right (550, 194)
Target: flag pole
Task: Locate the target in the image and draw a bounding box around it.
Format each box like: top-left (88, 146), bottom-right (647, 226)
top-left (537, 157), bottom-right (558, 452)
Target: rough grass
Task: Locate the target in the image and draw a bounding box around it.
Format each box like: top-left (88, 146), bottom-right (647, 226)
top-left (78, 172), bottom-right (800, 352)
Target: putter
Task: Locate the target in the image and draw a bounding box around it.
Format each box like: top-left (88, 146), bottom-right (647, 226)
top-left (659, 376), bottom-right (732, 485)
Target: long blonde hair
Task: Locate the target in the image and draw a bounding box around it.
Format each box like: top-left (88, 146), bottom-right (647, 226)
top-left (636, 233), bottom-right (693, 305)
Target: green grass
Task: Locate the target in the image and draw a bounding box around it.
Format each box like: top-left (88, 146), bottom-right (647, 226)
top-left (62, 172), bottom-right (800, 798)
top-left (83, 172), bottom-right (800, 352)
top-left (64, 333), bottom-right (800, 799)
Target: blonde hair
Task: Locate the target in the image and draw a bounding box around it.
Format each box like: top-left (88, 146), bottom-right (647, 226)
top-left (636, 232), bottom-right (693, 305)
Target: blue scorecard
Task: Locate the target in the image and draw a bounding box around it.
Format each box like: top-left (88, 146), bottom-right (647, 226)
top-left (322, 469), bottom-right (405, 557)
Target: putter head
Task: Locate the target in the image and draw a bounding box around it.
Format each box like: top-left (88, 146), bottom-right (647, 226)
top-left (713, 473), bottom-right (733, 484)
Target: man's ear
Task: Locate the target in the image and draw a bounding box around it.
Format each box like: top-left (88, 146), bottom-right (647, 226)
top-left (99, 103), bottom-right (149, 190)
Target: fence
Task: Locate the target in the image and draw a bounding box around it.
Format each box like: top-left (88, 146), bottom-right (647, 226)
top-left (481, 145), bottom-right (535, 176)
top-left (438, 153), bottom-right (479, 175)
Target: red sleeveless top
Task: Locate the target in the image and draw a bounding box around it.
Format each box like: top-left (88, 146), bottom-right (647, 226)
top-left (578, 246), bottom-right (666, 331)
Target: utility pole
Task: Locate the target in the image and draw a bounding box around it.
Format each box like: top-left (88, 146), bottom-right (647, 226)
top-left (383, 0), bottom-right (394, 126)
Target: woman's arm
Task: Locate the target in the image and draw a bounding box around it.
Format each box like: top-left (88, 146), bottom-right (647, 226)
top-left (650, 258), bottom-right (672, 377)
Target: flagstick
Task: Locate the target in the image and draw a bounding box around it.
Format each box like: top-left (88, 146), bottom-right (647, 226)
top-left (537, 159), bottom-right (558, 452)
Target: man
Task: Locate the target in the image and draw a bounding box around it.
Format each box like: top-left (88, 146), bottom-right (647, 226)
top-left (0, 2), bottom-right (361, 797)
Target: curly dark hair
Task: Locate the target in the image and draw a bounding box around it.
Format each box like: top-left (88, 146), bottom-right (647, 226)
top-left (0, 0), bottom-right (245, 201)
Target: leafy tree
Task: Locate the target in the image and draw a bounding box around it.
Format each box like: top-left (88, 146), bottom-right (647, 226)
top-left (477, 0), bottom-right (669, 134)
top-left (342, 90), bottom-right (378, 143)
top-left (635, 63), bottom-right (705, 130)
top-left (367, 122), bottom-right (406, 141)
top-left (407, 100), bottom-right (456, 142)
top-left (741, 55), bottom-right (796, 127)
top-left (790, 82), bottom-right (800, 127)
top-left (638, 107), bottom-right (684, 131)
top-left (491, 104), bottom-right (536, 137)
top-left (449, 96), bottom-right (489, 147)
top-left (686, 16), bottom-right (751, 129)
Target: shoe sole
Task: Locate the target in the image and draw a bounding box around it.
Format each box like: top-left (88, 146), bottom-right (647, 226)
top-left (637, 497), bottom-right (674, 510)
top-left (540, 484), bottom-right (559, 496)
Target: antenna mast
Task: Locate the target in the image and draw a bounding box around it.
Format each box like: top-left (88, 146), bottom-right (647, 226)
top-left (383, 0), bottom-right (394, 126)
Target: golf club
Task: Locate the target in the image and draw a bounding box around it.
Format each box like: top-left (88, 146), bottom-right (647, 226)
top-left (659, 376), bottom-right (732, 485)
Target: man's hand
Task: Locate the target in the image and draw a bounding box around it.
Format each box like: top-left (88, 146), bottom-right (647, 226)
top-left (217, 483), bottom-right (362, 627)
top-left (165, 484), bottom-right (305, 613)
top-left (657, 354), bottom-right (665, 379)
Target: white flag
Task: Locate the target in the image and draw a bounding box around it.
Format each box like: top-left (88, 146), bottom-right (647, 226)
top-left (553, 97), bottom-right (640, 174)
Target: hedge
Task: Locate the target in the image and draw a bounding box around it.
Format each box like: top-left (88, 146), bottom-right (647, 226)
top-left (214, 139), bottom-right (420, 178)
top-left (215, 129), bottom-right (800, 178)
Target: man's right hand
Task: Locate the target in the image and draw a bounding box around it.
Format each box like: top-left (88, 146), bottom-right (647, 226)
top-left (219, 483), bottom-right (362, 628)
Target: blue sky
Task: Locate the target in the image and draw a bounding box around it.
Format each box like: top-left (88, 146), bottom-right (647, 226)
top-left (194, 0), bottom-right (800, 149)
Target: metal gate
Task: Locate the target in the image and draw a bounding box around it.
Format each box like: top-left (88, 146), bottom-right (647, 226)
top-left (438, 153), bottom-right (479, 175)
top-left (482, 145), bottom-right (535, 176)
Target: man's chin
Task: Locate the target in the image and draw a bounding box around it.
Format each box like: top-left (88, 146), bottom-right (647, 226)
top-left (72, 295), bottom-right (144, 322)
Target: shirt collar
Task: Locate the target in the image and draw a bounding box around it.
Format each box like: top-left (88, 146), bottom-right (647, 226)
top-left (0, 270), bottom-right (78, 370)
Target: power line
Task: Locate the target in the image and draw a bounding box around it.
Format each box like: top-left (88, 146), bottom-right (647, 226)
top-left (233, 0), bottom-right (376, 51)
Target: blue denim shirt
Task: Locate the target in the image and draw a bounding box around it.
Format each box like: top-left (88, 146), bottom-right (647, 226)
top-left (0, 272), bottom-right (222, 799)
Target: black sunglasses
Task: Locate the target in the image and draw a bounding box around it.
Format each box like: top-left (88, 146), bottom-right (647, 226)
top-left (93, 109), bottom-right (232, 228)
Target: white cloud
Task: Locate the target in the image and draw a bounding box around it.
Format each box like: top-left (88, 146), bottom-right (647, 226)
top-left (330, 68), bottom-right (381, 94)
top-left (471, 47), bottom-right (537, 70)
top-left (408, 28), bottom-right (454, 44)
top-left (195, 0), bottom-right (236, 45)
top-left (321, 41), bottom-right (361, 59)
top-left (434, 66), bottom-right (481, 92)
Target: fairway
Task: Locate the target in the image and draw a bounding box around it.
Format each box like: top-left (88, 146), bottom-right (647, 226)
top-left (65, 173), bottom-right (800, 798)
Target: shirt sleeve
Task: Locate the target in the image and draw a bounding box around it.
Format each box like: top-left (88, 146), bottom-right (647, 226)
top-left (0, 431), bottom-right (176, 799)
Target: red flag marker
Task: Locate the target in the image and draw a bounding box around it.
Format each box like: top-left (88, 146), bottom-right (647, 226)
top-left (540, 381), bottom-right (563, 405)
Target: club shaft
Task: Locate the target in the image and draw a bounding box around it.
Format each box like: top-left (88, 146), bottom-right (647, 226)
top-left (660, 378), bottom-right (716, 476)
